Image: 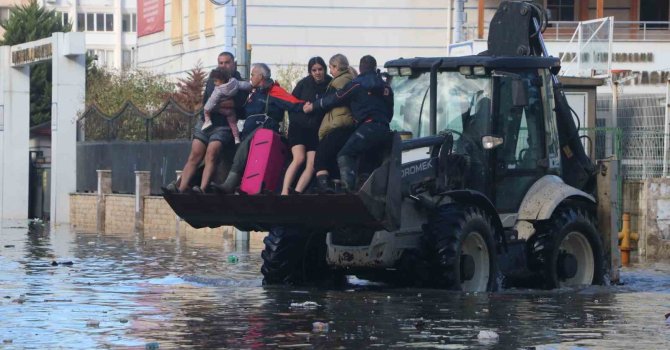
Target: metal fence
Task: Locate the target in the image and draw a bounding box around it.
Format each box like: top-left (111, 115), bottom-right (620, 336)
top-left (462, 21), bottom-right (670, 42)
top-left (597, 93), bottom-right (669, 180)
top-left (77, 99), bottom-right (200, 142)
top-left (76, 99), bottom-right (205, 194)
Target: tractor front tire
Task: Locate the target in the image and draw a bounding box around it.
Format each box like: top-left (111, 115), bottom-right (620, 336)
top-left (530, 205), bottom-right (606, 289)
top-left (424, 204), bottom-right (498, 292)
top-left (261, 226), bottom-right (342, 286)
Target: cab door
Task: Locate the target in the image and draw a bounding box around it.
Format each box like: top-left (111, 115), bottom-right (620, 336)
top-left (493, 70), bottom-right (548, 213)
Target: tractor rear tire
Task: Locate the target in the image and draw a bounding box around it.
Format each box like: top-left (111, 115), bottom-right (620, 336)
top-left (261, 226), bottom-right (343, 286)
top-left (424, 204), bottom-right (498, 292)
top-left (530, 205), bottom-right (605, 289)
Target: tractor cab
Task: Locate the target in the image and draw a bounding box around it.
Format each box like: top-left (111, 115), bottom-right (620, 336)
top-left (386, 56), bottom-right (564, 213)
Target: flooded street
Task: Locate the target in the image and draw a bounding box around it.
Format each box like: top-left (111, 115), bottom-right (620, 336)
top-left (1, 221), bottom-right (669, 349)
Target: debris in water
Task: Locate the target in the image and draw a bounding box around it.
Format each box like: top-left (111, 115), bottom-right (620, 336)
top-left (87, 241), bottom-right (95, 245)
top-left (44, 299), bottom-right (72, 302)
top-left (290, 301), bottom-right (320, 309)
top-left (120, 318), bottom-right (129, 323)
top-left (51, 261), bottom-right (74, 266)
top-left (312, 321), bottom-right (329, 332)
top-left (145, 342), bottom-right (160, 350)
top-left (86, 319), bottom-right (100, 328)
top-left (3, 339), bottom-right (12, 344)
top-left (477, 330), bottom-right (499, 341)
top-left (227, 255), bottom-right (239, 263)
top-left (665, 312), bottom-right (670, 324)
top-left (3, 245), bottom-right (15, 248)
top-left (414, 319), bottom-right (426, 330)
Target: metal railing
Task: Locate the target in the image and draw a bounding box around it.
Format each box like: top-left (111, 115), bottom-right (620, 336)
top-left (462, 21), bottom-right (670, 42)
top-left (77, 98), bottom-right (199, 142)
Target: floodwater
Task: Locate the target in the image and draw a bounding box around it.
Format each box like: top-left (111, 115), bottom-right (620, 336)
top-left (1, 221), bottom-right (669, 349)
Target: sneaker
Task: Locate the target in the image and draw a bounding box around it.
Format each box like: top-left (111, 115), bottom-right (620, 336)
top-left (192, 186), bottom-right (204, 194)
top-left (162, 182), bottom-right (179, 194)
top-left (201, 120), bottom-right (213, 131)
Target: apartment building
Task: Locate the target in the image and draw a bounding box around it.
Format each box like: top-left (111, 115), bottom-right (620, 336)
top-left (123, 0), bottom-right (670, 90)
top-left (0, 0), bottom-right (138, 69)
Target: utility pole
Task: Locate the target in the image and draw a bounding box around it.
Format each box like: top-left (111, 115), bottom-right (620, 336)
top-left (236, 0), bottom-right (248, 78)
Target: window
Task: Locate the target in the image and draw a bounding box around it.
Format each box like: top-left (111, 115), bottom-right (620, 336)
top-left (122, 50), bottom-right (132, 69)
top-left (77, 13), bottom-right (85, 31)
top-left (96, 13), bottom-right (104, 31)
top-left (0, 7), bottom-right (11, 22)
top-left (640, 0), bottom-right (669, 28)
top-left (547, 0), bottom-right (574, 21)
top-left (88, 49), bottom-right (116, 68)
top-left (63, 12), bottom-right (69, 27)
top-left (86, 13), bottom-right (94, 31)
top-left (122, 14), bottom-right (130, 32)
top-left (106, 14), bottom-right (113, 31)
top-left (495, 72), bottom-right (544, 171)
top-left (122, 13), bottom-right (137, 32)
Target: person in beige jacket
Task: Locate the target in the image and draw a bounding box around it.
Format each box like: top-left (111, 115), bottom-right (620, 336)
top-left (312, 54), bottom-right (358, 193)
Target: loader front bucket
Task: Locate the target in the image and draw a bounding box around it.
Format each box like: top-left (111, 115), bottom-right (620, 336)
top-left (162, 133), bottom-right (402, 232)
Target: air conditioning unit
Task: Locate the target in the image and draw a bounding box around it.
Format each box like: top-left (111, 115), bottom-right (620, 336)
top-left (45, 0), bottom-right (57, 4)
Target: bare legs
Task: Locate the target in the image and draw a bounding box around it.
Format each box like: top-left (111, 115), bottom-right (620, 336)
top-left (282, 145), bottom-right (306, 195)
top-left (200, 140), bottom-right (222, 190)
top-left (178, 139), bottom-right (207, 192)
top-left (295, 150), bottom-right (316, 193)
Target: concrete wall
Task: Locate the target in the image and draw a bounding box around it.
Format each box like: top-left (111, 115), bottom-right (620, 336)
top-left (639, 178), bottom-right (670, 260)
top-left (144, 196), bottom-right (177, 236)
top-left (69, 193), bottom-right (97, 232)
top-left (104, 194), bottom-right (135, 233)
top-left (70, 193), bottom-right (266, 249)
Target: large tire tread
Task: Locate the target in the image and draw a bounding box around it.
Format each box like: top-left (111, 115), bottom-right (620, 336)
top-left (422, 204), bottom-right (498, 291)
top-left (529, 203), bottom-right (606, 289)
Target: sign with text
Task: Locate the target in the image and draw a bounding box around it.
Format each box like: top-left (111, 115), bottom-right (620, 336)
top-left (10, 37), bottom-right (53, 67)
top-left (138, 0), bottom-right (165, 37)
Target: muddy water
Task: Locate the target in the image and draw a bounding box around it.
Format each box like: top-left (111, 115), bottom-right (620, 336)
top-left (1, 221), bottom-right (669, 349)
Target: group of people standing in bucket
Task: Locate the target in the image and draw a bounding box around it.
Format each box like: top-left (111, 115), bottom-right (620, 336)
top-left (165, 51), bottom-right (394, 195)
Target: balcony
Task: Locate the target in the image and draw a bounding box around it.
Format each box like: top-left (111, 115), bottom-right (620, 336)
top-left (462, 21), bottom-right (670, 42)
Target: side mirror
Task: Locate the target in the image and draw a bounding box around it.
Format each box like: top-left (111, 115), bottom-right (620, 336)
top-left (512, 78), bottom-right (529, 107)
top-left (482, 135), bottom-right (504, 150)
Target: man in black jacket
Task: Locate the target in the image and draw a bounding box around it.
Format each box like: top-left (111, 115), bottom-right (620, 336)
top-left (172, 51), bottom-right (249, 193)
top-left (305, 55), bottom-right (393, 191)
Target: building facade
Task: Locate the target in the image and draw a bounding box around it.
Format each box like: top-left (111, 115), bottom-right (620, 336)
top-left (135, 0), bottom-right (669, 94)
top-left (41, 0), bottom-right (138, 70)
top-left (1, 0), bottom-right (137, 69)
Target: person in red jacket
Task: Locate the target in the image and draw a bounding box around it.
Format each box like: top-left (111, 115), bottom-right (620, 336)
top-left (218, 63), bottom-right (305, 193)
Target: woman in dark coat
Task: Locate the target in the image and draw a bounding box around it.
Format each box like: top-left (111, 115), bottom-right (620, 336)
top-left (281, 56), bottom-right (332, 195)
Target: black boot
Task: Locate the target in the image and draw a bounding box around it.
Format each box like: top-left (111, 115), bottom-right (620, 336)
top-left (337, 156), bottom-right (357, 192)
top-left (220, 172), bottom-right (241, 194)
top-left (316, 174), bottom-right (336, 194)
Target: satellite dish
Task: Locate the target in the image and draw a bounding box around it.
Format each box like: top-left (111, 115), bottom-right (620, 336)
top-left (209, 0), bottom-right (232, 5)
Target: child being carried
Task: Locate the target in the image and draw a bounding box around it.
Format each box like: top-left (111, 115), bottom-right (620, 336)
top-left (202, 68), bottom-right (252, 144)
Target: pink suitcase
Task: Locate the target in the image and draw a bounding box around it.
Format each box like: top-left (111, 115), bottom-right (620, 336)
top-left (240, 128), bottom-right (287, 194)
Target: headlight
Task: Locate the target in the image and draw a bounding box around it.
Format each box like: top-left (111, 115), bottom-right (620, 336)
top-left (459, 66), bottom-right (472, 76)
top-left (399, 67), bottom-right (413, 76)
top-left (482, 136), bottom-right (504, 150)
top-left (473, 66), bottom-right (486, 75)
top-left (387, 67), bottom-right (399, 76)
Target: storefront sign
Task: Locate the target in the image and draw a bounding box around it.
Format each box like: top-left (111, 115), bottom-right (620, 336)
top-left (10, 38), bottom-right (53, 67)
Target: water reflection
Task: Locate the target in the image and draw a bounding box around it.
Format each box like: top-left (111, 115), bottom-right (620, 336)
top-left (1, 221), bottom-right (669, 349)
